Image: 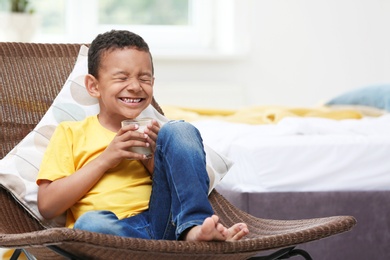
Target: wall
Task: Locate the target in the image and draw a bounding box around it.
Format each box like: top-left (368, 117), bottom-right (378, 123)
top-left (4, 0), bottom-right (385, 109)
top-left (153, 0), bottom-right (390, 108)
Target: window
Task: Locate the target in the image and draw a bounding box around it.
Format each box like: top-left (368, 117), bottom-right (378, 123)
top-left (9, 0), bottom-right (250, 59)
top-left (33, 0), bottom-right (67, 35)
top-left (98, 0), bottom-right (189, 26)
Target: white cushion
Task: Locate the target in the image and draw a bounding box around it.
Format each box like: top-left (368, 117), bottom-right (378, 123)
top-left (0, 45), bottom-right (232, 227)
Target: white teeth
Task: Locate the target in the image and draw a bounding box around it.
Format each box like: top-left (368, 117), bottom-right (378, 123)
top-left (122, 98), bottom-right (141, 103)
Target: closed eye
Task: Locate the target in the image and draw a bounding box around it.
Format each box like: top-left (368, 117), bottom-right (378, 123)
top-left (112, 76), bottom-right (128, 82)
top-left (140, 76), bottom-right (152, 83)
top-left (112, 71), bottom-right (129, 81)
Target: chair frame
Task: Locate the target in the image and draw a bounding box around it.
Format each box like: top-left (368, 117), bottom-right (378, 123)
top-left (0, 42), bottom-right (356, 260)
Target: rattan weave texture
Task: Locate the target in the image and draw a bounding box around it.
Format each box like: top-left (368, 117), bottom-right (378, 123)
top-left (0, 42), bottom-right (356, 260)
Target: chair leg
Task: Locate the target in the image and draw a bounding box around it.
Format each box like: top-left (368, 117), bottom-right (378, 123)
top-left (281, 248), bottom-right (313, 260)
top-left (22, 249), bottom-right (37, 260)
top-left (10, 249), bottom-right (22, 260)
top-left (47, 245), bottom-right (85, 260)
top-left (10, 249), bottom-right (36, 260)
top-left (248, 246), bottom-right (313, 260)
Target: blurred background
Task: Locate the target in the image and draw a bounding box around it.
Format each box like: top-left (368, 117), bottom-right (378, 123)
top-left (1, 0), bottom-right (389, 109)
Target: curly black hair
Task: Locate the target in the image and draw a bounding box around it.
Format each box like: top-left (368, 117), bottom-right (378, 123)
top-left (88, 30), bottom-right (154, 78)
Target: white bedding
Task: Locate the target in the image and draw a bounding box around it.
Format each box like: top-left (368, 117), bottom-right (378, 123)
top-left (192, 114), bottom-right (390, 192)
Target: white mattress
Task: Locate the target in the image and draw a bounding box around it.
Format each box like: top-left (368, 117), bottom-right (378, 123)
top-left (192, 115), bottom-right (390, 192)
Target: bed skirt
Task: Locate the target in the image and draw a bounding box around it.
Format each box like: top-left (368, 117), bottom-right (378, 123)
top-left (217, 187), bottom-right (390, 260)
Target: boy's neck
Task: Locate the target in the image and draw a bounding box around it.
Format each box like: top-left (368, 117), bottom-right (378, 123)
top-left (97, 114), bottom-right (122, 133)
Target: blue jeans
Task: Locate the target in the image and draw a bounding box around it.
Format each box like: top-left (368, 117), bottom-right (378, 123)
top-left (74, 121), bottom-right (213, 240)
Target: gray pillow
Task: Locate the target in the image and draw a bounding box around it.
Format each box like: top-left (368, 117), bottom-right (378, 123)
top-left (326, 84), bottom-right (390, 111)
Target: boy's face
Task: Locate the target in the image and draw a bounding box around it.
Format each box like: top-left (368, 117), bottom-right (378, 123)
top-left (88, 47), bottom-right (154, 127)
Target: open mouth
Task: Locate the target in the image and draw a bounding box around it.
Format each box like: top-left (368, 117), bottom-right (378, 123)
top-left (120, 98), bottom-right (143, 103)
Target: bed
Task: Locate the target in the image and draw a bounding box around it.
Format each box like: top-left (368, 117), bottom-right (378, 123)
top-left (162, 100), bottom-right (390, 260)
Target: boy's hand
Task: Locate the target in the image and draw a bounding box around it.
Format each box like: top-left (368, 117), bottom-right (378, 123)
top-left (144, 119), bottom-right (160, 154)
top-left (141, 119), bottom-right (160, 174)
top-left (98, 123), bottom-right (152, 169)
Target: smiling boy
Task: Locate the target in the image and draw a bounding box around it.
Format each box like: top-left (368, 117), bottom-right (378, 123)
top-left (36, 30), bottom-right (249, 241)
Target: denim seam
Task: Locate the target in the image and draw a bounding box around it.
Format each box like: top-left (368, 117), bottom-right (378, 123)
top-left (176, 220), bottom-right (204, 238)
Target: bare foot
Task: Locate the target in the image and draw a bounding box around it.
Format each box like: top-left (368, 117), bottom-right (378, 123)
top-left (225, 223), bottom-right (249, 241)
top-left (183, 215), bottom-right (249, 242)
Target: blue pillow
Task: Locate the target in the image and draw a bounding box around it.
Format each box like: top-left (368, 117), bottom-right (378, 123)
top-left (326, 84), bottom-right (390, 112)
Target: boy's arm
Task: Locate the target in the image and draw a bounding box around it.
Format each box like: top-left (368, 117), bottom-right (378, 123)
top-left (38, 125), bottom-right (149, 220)
top-left (37, 156), bottom-right (110, 219)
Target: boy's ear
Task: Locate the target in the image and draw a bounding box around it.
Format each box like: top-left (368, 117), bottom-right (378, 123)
top-left (85, 74), bottom-right (100, 98)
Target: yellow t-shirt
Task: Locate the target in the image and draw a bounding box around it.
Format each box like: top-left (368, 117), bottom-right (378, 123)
top-left (37, 115), bottom-right (152, 228)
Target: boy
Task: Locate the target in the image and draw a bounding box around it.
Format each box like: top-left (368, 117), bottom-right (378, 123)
top-left (37, 30), bottom-right (249, 241)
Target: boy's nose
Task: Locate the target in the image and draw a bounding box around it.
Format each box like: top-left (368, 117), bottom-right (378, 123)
top-left (126, 80), bottom-right (142, 91)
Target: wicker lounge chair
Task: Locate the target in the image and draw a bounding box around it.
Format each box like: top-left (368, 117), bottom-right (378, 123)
top-left (0, 42), bottom-right (356, 260)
